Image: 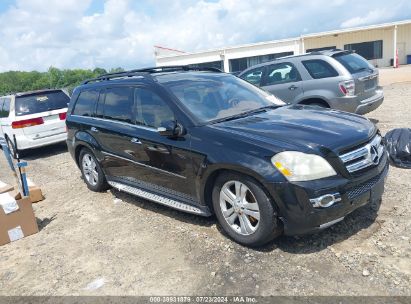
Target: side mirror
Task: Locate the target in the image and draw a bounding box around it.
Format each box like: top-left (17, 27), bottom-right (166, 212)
top-left (157, 120), bottom-right (186, 138)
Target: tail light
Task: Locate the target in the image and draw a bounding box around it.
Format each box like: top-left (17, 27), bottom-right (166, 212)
top-left (12, 118), bottom-right (44, 129)
top-left (59, 112), bottom-right (67, 120)
top-left (339, 80), bottom-right (355, 96)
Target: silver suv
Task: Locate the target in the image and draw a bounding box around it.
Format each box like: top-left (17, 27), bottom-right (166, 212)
top-left (238, 50), bottom-right (383, 114)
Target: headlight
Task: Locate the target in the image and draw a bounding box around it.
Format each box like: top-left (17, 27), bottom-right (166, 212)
top-left (271, 151), bottom-right (336, 182)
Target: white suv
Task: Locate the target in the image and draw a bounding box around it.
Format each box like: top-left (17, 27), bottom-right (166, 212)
top-left (0, 89), bottom-right (69, 156)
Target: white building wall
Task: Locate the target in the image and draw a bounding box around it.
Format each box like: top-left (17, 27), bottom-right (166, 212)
top-left (156, 39), bottom-right (300, 72)
top-left (397, 23), bottom-right (411, 65)
top-left (155, 21), bottom-right (411, 70)
top-left (304, 27), bottom-right (394, 67)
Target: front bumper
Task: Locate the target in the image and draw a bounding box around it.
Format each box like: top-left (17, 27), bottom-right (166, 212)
top-left (266, 153), bottom-right (389, 236)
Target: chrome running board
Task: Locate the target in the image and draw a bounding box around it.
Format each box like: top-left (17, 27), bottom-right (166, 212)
top-left (108, 181), bottom-right (209, 216)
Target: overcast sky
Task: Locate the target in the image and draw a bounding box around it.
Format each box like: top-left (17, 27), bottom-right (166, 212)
top-left (0, 0), bottom-right (410, 72)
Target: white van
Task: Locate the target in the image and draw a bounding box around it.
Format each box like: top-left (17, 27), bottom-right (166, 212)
top-left (0, 89), bottom-right (69, 156)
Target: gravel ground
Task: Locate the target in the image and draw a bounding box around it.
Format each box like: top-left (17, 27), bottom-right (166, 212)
top-left (0, 82), bottom-right (410, 296)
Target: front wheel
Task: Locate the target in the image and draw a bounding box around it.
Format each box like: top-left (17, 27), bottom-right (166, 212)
top-left (212, 172), bottom-right (282, 247)
top-left (79, 148), bottom-right (108, 192)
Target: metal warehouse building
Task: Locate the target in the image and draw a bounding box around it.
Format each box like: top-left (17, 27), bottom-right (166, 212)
top-left (154, 19), bottom-right (411, 73)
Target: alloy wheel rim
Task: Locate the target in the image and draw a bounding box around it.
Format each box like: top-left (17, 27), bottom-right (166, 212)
top-left (219, 181), bottom-right (260, 235)
top-left (82, 154), bottom-right (99, 186)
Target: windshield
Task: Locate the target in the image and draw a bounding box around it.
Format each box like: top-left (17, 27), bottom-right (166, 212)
top-left (333, 53), bottom-right (374, 74)
top-left (160, 73), bottom-right (285, 123)
top-left (15, 91), bottom-right (70, 116)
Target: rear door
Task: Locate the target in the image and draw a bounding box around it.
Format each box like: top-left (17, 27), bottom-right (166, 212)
top-left (0, 98), bottom-right (5, 138)
top-left (14, 91), bottom-right (69, 140)
top-left (0, 97), bottom-right (12, 139)
top-left (90, 86), bottom-right (138, 178)
top-left (260, 62), bottom-right (303, 103)
top-left (94, 85), bottom-right (197, 199)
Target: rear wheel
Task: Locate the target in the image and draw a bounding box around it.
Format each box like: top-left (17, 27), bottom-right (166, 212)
top-left (79, 148), bottom-right (108, 192)
top-left (6, 137), bottom-right (19, 159)
top-left (212, 172), bottom-right (282, 247)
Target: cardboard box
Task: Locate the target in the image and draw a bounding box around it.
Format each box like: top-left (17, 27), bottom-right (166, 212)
top-left (26, 179), bottom-right (44, 203)
top-left (0, 191), bottom-right (39, 246)
top-left (0, 181), bottom-right (14, 194)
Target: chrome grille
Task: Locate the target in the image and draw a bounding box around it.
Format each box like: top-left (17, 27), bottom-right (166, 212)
top-left (340, 135), bottom-right (384, 173)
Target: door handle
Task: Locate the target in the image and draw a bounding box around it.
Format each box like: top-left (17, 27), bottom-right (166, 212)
top-left (131, 137), bottom-right (142, 144)
top-left (288, 85), bottom-right (298, 91)
top-left (146, 146), bottom-right (170, 154)
top-left (90, 127), bottom-right (99, 132)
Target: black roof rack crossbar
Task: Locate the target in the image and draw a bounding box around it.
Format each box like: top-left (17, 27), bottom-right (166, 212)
top-left (82, 65), bottom-right (223, 84)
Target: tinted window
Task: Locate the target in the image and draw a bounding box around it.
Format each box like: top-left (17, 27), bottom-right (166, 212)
top-left (134, 88), bottom-right (174, 128)
top-left (0, 98), bottom-right (11, 118)
top-left (265, 62), bottom-right (300, 85)
top-left (344, 40), bottom-right (382, 60)
top-left (240, 67), bottom-right (264, 86)
top-left (302, 60), bottom-right (338, 79)
top-left (161, 74), bottom-right (284, 122)
top-left (333, 53), bottom-right (373, 74)
top-left (15, 91), bottom-right (69, 116)
top-left (0, 99), bottom-right (4, 118)
top-left (73, 90), bottom-right (99, 117)
top-left (103, 87), bottom-right (134, 123)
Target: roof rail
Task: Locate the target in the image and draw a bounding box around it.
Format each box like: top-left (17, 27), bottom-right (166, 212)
top-left (82, 65), bottom-right (223, 84)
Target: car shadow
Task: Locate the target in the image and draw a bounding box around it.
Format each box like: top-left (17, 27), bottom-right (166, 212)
top-left (111, 186), bottom-right (382, 250)
top-left (110, 188), bottom-right (215, 228)
top-left (369, 118), bottom-right (380, 124)
top-left (21, 142), bottom-right (68, 160)
top-left (257, 199), bottom-right (382, 254)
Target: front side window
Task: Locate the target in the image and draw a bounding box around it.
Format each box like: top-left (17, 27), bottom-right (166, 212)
top-left (265, 62), bottom-right (300, 85)
top-left (15, 91), bottom-right (69, 116)
top-left (240, 67), bottom-right (264, 86)
top-left (160, 74), bottom-right (284, 123)
top-left (302, 59), bottom-right (338, 79)
top-left (73, 90), bottom-right (99, 117)
top-left (103, 87), bottom-right (134, 123)
top-left (134, 88), bottom-right (174, 128)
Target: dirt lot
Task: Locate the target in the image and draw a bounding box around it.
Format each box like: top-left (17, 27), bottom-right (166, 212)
top-left (0, 81), bottom-right (410, 296)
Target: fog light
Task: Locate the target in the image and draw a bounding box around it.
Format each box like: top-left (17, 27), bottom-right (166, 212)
top-left (310, 193), bottom-right (341, 208)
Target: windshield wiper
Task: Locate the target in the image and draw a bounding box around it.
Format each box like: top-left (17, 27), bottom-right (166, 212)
top-left (210, 105), bottom-right (280, 124)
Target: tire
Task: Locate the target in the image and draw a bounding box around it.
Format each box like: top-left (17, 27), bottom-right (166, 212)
top-left (307, 102), bottom-right (328, 108)
top-left (6, 137), bottom-right (19, 159)
top-left (212, 172), bottom-right (282, 247)
top-left (79, 148), bottom-right (109, 192)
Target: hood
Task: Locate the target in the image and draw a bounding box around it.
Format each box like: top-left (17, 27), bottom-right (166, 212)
top-left (212, 105), bottom-right (376, 153)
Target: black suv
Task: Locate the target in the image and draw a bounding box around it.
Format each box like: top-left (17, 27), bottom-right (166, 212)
top-left (66, 66), bottom-right (388, 246)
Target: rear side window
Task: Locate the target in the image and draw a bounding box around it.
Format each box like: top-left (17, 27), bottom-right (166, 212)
top-left (73, 90), bottom-right (99, 117)
top-left (302, 59), bottom-right (338, 79)
top-left (265, 62), bottom-right (300, 85)
top-left (103, 87), bottom-right (134, 124)
top-left (0, 98), bottom-right (11, 118)
top-left (134, 88), bottom-right (174, 128)
top-left (15, 91), bottom-right (69, 116)
top-left (240, 67), bottom-right (264, 86)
